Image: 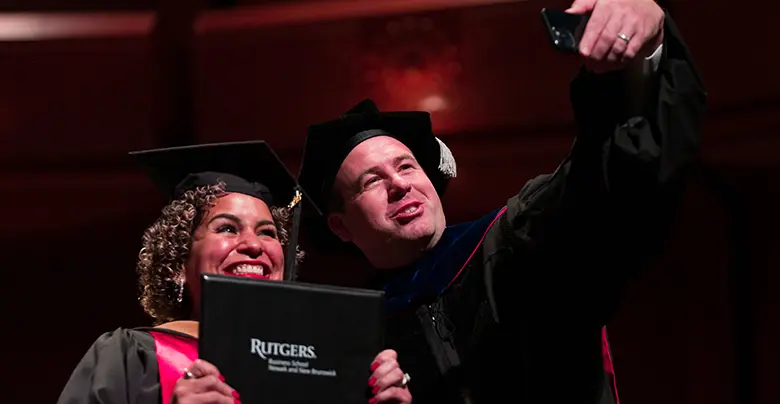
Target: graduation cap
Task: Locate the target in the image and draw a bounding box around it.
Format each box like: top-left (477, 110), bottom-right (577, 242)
top-left (129, 140), bottom-right (318, 281)
top-left (297, 98), bottom-right (457, 222)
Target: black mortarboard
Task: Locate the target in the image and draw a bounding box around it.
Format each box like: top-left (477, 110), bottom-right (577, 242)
top-left (298, 99), bottom-right (457, 217)
top-left (130, 140), bottom-right (318, 280)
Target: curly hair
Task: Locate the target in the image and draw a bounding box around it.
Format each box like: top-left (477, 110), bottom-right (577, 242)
top-left (137, 182), bottom-right (304, 324)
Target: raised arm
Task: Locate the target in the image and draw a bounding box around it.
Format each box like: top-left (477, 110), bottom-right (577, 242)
top-left (490, 10), bottom-right (706, 325)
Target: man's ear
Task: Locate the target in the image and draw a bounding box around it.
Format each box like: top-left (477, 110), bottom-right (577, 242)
top-left (326, 212), bottom-right (352, 242)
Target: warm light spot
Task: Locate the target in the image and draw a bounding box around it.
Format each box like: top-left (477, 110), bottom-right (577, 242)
top-left (0, 13), bottom-right (153, 41)
top-left (418, 95), bottom-right (447, 112)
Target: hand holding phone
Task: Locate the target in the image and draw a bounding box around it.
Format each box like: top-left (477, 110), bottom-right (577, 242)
top-left (541, 0), bottom-right (664, 74)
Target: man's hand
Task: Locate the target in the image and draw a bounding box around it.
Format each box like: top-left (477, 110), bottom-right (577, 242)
top-left (567, 0), bottom-right (664, 73)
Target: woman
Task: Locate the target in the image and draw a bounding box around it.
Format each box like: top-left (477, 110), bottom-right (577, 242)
top-left (57, 141), bottom-right (412, 404)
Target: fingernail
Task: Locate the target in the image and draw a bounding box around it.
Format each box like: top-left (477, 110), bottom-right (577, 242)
top-left (234, 400), bottom-right (241, 404)
top-left (372, 386), bottom-right (380, 395)
top-left (368, 376), bottom-right (376, 386)
top-left (219, 374), bottom-right (226, 382)
top-left (369, 399), bottom-right (377, 404)
top-left (370, 361), bottom-right (380, 371)
top-left (232, 391), bottom-right (241, 399)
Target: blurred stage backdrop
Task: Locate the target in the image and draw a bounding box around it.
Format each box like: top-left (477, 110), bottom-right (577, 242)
top-left (1, 0), bottom-right (779, 403)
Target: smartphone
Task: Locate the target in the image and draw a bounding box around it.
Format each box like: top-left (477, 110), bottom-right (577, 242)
top-left (540, 8), bottom-right (589, 54)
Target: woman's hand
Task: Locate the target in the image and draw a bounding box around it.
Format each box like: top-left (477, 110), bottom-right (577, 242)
top-left (172, 359), bottom-right (241, 404)
top-left (368, 349), bottom-right (412, 404)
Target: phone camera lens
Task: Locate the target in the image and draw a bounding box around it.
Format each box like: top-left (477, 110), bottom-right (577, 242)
top-left (555, 28), bottom-right (575, 49)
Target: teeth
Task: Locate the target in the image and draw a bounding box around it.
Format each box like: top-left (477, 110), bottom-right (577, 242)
top-left (403, 206), bottom-right (418, 214)
top-left (232, 264), bottom-right (265, 276)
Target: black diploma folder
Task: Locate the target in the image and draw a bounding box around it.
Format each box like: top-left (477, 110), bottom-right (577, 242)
top-left (198, 273), bottom-right (385, 404)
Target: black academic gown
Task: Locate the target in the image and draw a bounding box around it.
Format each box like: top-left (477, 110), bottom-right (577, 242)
top-left (376, 13), bottom-right (706, 404)
top-left (57, 327), bottom-right (194, 404)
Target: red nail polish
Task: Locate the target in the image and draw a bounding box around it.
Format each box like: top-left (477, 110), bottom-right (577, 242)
top-left (370, 361), bottom-right (379, 371)
top-left (368, 376), bottom-right (376, 386)
top-left (373, 386), bottom-right (381, 395)
top-left (232, 391), bottom-right (240, 399)
top-left (368, 398), bottom-right (377, 404)
top-left (219, 374), bottom-right (226, 382)
top-left (234, 400), bottom-right (241, 404)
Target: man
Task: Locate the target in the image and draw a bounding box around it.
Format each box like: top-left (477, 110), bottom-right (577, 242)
top-left (297, 0), bottom-right (706, 402)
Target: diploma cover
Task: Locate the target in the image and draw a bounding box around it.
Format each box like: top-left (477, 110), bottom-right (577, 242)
top-left (198, 274), bottom-right (385, 404)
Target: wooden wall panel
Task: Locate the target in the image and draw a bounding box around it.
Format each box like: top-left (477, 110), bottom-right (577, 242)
top-left (0, 36), bottom-right (159, 168)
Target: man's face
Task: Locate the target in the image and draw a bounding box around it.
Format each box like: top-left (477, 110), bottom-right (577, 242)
top-left (327, 136), bottom-right (446, 266)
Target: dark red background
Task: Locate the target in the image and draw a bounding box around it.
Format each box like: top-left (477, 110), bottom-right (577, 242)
top-left (1, 1), bottom-right (778, 403)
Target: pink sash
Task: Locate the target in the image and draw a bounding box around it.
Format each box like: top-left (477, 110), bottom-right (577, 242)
top-left (601, 327), bottom-right (620, 404)
top-left (148, 331), bottom-right (199, 404)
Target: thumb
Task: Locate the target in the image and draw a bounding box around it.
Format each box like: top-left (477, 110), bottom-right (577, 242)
top-left (565, 0), bottom-right (596, 14)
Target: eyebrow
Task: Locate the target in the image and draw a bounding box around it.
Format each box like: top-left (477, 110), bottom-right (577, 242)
top-left (207, 213), bottom-right (276, 228)
top-left (355, 153), bottom-right (417, 187)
